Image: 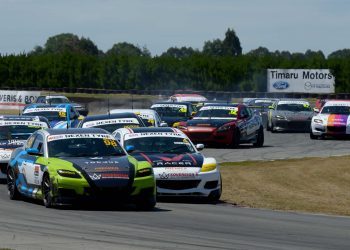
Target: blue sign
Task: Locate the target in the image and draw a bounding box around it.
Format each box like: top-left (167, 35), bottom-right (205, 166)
top-left (273, 81), bottom-right (289, 90)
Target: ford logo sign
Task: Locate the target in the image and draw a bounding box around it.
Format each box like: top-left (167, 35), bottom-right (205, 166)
top-left (273, 81), bottom-right (289, 90)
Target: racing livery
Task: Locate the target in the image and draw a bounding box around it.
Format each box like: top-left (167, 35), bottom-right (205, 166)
top-left (114, 127), bottom-right (221, 201)
top-left (0, 115), bottom-right (49, 177)
top-left (22, 104), bottom-right (81, 129)
top-left (150, 102), bottom-right (196, 127)
top-left (78, 113), bottom-right (145, 133)
top-left (177, 104), bottom-right (264, 148)
top-left (7, 128), bottom-right (156, 209)
top-left (109, 109), bottom-right (167, 127)
top-left (246, 98), bottom-right (279, 127)
top-left (310, 100), bottom-right (350, 139)
top-left (267, 99), bottom-right (314, 132)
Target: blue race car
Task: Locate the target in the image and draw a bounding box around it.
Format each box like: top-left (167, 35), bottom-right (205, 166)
top-left (22, 104), bottom-right (82, 129)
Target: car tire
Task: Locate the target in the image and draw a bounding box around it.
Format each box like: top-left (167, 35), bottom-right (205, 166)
top-left (7, 167), bottom-right (20, 200)
top-left (208, 176), bottom-right (222, 203)
top-left (310, 132), bottom-right (319, 140)
top-left (270, 122), bottom-right (276, 133)
top-left (136, 195), bottom-right (156, 211)
top-left (253, 127), bottom-right (264, 147)
top-left (231, 129), bottom-right (240, 148)
top-left (42, 173), bottom-right (54, 208)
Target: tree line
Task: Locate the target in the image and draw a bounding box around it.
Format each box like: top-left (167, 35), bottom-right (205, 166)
top-left (0, 29), bottom-right (350, 92)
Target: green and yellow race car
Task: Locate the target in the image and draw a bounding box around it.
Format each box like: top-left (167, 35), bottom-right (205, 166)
top-left (7, 128), bottom-right (156, 209)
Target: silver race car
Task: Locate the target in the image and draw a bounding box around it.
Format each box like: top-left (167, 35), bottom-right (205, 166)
top-left (267, 99), bottom-right (314, 132)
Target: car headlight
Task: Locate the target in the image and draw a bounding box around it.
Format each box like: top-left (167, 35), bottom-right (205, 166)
top-left (57, 169), bottom-right (81, 178)
top-left (136, 168), bottom-right (153, 177)
top-left (201, 163), bottom-right (217, 172)
top-left (217, 124), bottom-right (231, 132)
top-left (313, 119), bottom-right (323, 124)
top-left (275, 115), bottom-right (287, 120)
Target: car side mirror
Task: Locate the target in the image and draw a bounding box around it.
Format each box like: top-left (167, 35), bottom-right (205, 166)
top-left (26, 148), bottom-right (42, 156)
top-left (160, 122), bottom-right (168, 127)
top-left (125, 145), bottom-right (135, 153)
top-left (196, 144), bottom-right (204, 151)
top-left (313, 108), bottom-right (320, 113)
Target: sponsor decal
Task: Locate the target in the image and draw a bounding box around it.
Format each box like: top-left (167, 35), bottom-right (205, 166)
top-left (47, 133), bottom-right (113, 142)
top-left (89, 173), bottom-right (102, 180)
top-left (151, 104), bottom-right (187, 109)
top-left (94, 166), bottom-right (120, 171)
top-left (101, 173), bottom-right (129, 179)
top-left (327, 114), bottom-right (348, 126)
top-left (273, 81), bottom-right (289, 90)
top-left (158, 171), bottom-right (198, 179)
top-left (200, 106), bottom-right (238, 111)
top-left (153, 160), bottom-right (194, 167)
top-left (124, 132), bottom-right (184, 140)
top-left (84, 160), bottom-right (119, 165)
top-left (23, 107), bottom-right (66, 114)
top-left (0, 140), bottom-right (24, 146)
top-left (34, 165), bottom-right (40, 177)
top-left (278, 100), bottom-right (310, 105)
top-left (324, 102), bottom-right (350, 107)
top-left (0, 149), bottom-right (12, 159)
top-left (82, 118), bottom-right (140, 128)
top-left (0, 121), bottom-right (48, 128)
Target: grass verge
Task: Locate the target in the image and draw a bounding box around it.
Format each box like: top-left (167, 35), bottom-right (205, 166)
top-left (221, 156), bottom-right (350, 216)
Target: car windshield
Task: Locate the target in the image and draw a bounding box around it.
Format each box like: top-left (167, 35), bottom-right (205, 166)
top-left (152, 106), bottom-right (188, 117)
top-left (48, 98), bottom-right (69, 104)
top-left (124, 136), bottom-right (195, 154)
top-left (321, 105), bottom-right (350, 115)
top-left (276, 104), bottom-right (311, 112)
top-left (48, 138), bottom-right (125, 157)
top-left (195, 108), bottom-right (237, 118)
top-left (0, 125), bottom-right (44, 140)
top-left (24, 111), bottom-right (66, 122)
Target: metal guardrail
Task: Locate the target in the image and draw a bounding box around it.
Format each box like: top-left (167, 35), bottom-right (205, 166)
top-left (1, 86), bottom-right (350, 100)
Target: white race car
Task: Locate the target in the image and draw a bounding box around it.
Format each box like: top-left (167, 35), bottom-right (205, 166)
top-left (310, 100), bottom-right (350, 139)
top-left (109, 109), bottom-right (168, 127)
top-left (113, 127), bottom-right (222, 201)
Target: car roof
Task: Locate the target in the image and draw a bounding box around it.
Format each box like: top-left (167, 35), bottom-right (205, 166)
top-left (82, 112), bottom-right (140, 122)
top-left (110, 109), bottom-right (157, 114)
top-left (44, 128), bottom-right (109, 135)
top-left (203, 103), bottom-right (239, 107)
top-left (151, 101), bottom-right (192, 105)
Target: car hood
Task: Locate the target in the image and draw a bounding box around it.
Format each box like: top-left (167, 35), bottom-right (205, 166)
top-left (62, 156), bottom-right (134, 188)
top-left (274, 111), bottom-right (314, 120)
top-left (132, 152), bottom-right (204, 168)
top-left (50, 120), bottom-right (68, 129)
top-left (313, 114), bottom-right (350, 126)
top-left (186, 118), bottom-right (234, 128)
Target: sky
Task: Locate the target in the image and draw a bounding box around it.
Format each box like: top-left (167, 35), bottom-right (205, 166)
top-left (0, 0), bottom-right (349, 56)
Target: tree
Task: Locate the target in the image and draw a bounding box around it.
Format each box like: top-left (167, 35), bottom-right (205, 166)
top-left (203, 39), bottom-right (224, 56)
top-left (222, 28), bottom-right (242, 56)
top-left (106, 42), bottom-right (149, 57)
top-left (161, 46), bottom-right (198, 58)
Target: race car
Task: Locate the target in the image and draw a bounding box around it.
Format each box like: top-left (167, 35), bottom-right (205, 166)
top-left (267, 99), bottom-right (314, 132)
top-left (113, 127), bottom-right (221, 201)
top-left (310, 100), bottom-right (350, 139)
top-left (246, 98), bottom-right (279, 127)
top-left (0, 115), bottom-right (49, 177)
top-left (26, 95), bottom-right (88, 116)
top-left (150, 102), bottom-right (196, 127)
top-left (109, 109), bottom-right (168, 127)
top-left (78, 113), bottom-right (145, 133)
top-left (7, 128), bottom-right (156, 209)
top-left (22, 104), bottom-right (81, 128)
top-left (177, 104), bottom-right (264, 148)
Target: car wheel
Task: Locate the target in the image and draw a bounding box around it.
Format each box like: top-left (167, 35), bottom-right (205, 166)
top-left (253, 127), bottom-right (264, 147)
top-left (231, 129), bottom-right (240, 148)
top-left (270, 122), bottom-right (276, 133)
top-left (208, 176), bottom-right (222, 203)
top-left (7, 167), bottom-right (20, 200)
top-left (42, 173), bottom-right (54, 208)
top-left (136, 195), bottom-right (156, 211)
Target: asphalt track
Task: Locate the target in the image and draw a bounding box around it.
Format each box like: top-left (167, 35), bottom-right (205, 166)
top-left (1, 132), bottom-right (350, 249)
top-left (203, 130), bottom-right (350, 162)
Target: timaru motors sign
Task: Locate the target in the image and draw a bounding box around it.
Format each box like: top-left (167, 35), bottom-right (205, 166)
top-left (267, 69), bottom-right (335, 93)
top-left (0, 90), bottom-right (41, 109)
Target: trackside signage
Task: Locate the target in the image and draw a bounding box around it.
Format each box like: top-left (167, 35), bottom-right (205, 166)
top-left (267, 69), bottom-right (335, 93)
top-left (0, 90), bottom-right (41, 109)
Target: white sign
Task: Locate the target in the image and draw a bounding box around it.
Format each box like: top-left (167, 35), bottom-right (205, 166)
top-left (0, 90), bottom-right (41, 110)
top-left (267, 69), bottom-right (335, 93)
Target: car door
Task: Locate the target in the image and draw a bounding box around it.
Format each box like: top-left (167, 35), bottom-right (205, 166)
top-left (19, 133), bottom-right (44, 187)
top-left (239, 106), bottom-right (257, 140)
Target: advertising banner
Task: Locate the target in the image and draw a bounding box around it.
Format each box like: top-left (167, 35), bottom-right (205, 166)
top-left (267, 69), bottom-right (335, 93)
top-left (0, 90), bottom-right (41, 109)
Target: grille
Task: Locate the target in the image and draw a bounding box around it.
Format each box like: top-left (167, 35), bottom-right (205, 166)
top-left (327, 126), bottom-right (346, 133)
top-left (157, 180), bottom-right (201, 190)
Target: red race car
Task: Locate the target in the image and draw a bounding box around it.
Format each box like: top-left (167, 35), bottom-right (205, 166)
top-left (177, 104), bottom-right (264, 148)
